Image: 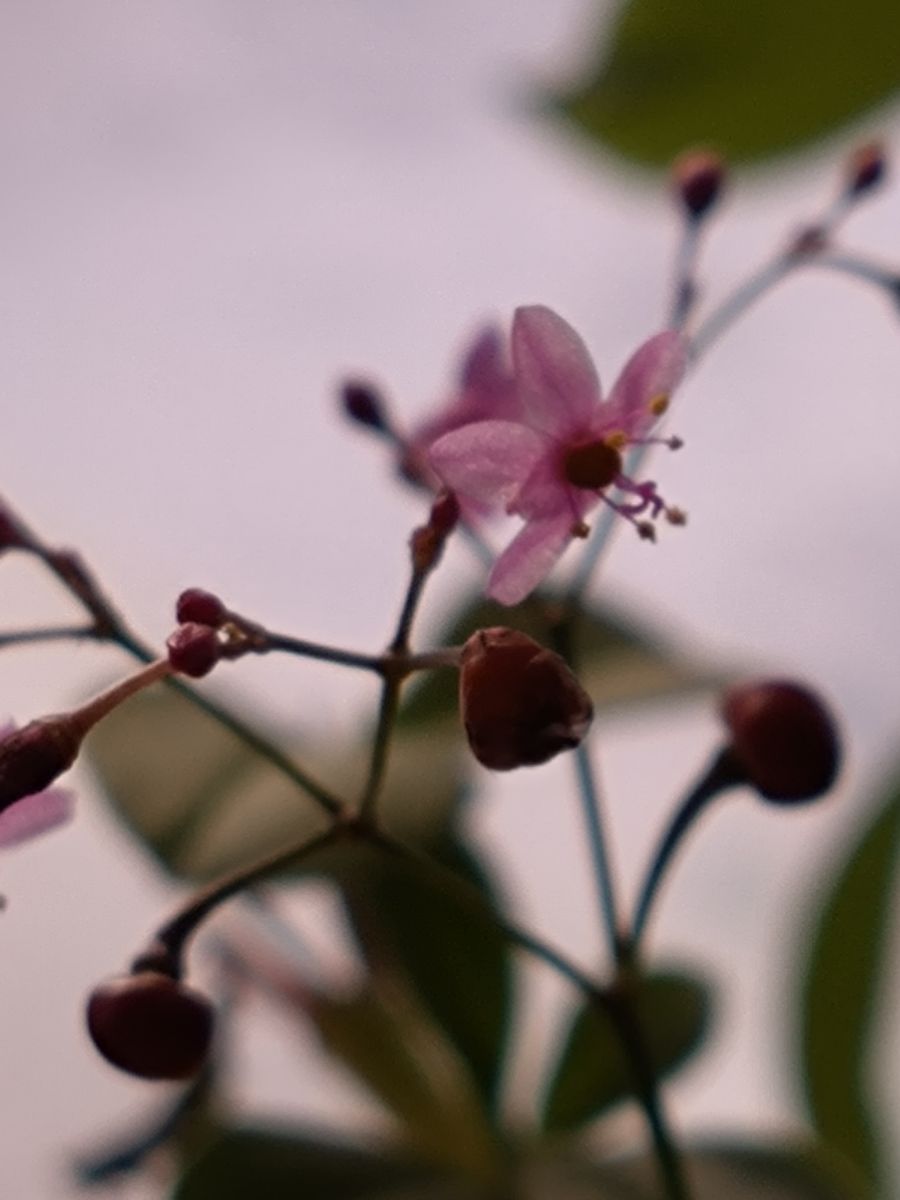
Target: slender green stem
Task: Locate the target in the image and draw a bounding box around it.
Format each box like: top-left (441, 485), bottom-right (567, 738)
top-left (573, 741), bottom-right (622, 965)
top-left (603, 984), bottom-right (690, 1200)
top-left (0, 624), bottom-right (99, 648)
top-left (668, 218), bottom-right (702, 330)
top-left (363, 825), bottom-right (602, 996)
top-left (629, 748), bottom-right (740, 951)
top-left (138, 825), bottom-right (341, 971)
top-left (689, 254), bottom-right (797, 360)
top-left (358, 667), bottom-right (403, 824)
top-left (258, 631), bottom-right (382, 672)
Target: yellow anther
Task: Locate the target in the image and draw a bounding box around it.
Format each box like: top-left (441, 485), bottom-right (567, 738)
top-left (649, 393), bottom-right (670, 417)
top-left (605, 431), bottom-right (628, 451)
top-left (570, 520), bottom-right (591, 539)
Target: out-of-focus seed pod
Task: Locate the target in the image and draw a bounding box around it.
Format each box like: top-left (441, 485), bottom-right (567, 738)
top-left (721, 680), bottom-right (840, 804)
top-left (672, 149), bottom-right (727, 220)
top-left (459, 627), bottom-right (593, 770)
top-left (87, 971), bottom-right (214, 1080)
top-left (845, 140), bottom-right (886, 198)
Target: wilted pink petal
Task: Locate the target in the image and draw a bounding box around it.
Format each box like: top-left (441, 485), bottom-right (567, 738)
top-left (0, 787), bottom-right (74, 847)
top-left (430, 420), bottom-right (546, 508)
top-left (488, 513), bottom-right (574, 606)
top-left (602, 330), bottom-right (687, 437)
top-left (512, 306), bottom-right (600, 438)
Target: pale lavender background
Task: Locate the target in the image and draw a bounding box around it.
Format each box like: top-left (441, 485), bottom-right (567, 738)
top-left (2, 3), bottom-right (900, 1197)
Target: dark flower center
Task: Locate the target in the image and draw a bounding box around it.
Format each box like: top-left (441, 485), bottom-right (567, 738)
top-left (562, 440), bottom-right (623, 490)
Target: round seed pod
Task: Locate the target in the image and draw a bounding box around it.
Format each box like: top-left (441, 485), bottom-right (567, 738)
top-left (87, 971), bottom-right (214, 1080)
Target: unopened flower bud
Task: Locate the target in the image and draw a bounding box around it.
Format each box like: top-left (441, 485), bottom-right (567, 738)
top-left (410, 490), bottom-right (460, 573)
top-left (845, 140), bottom-right (886, 198)
top-left (0, 508), bottom-right (27, 552)
top-left (87, 971), bottom-right (214, 1080)
top-left (176, 587), bottom-right (227, 628)
top-left (166, 623), bottom-right (222, 678)
top-left (459, 628), bottom-right (593, 770)
top-left (672, 150), bottom-right (726, 220)
top-left (340, 380), bottom-right (389, 432)
top-left (0, 717), bottom-right (82, 814)
top-left (722, 680), bottom-right (840, 803)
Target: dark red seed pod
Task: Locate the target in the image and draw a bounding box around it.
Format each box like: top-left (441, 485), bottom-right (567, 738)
top-left (672, 149), bottom-right (727, 220)
top-left (166, 623), bottom-right (222, 678)
top-left (176, 588), bottom-right (227, 628)
top-left (722, 680), bottom-right (840, 804)
top-left (459, 628), bottom-right (593, 770)
top-left (87, 971), bottom-right (214, 1080)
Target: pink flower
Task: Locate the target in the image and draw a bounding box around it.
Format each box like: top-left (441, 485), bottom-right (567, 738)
top-left (0, 721), bottom-right (75, 848)
top-left (429, 306), bottom-right (687, 605)
top-left (400, 324), bottom-right (520, 503)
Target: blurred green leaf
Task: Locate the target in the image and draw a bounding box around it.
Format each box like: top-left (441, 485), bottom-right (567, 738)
top-left (309, 971), bottom-right (499, 1178)
top-left (87, 688), bottom-right (464, 882)
top-left (399, 591), bottom-right (718, 732)
top-left (547, 0), bottom-right (900, 166)
top-left (541, 970), bottom-right (711, 1132)
top-left (342, 835), bottom-right (512, 1112)
top-left (578, 1139), bottom-right (870, 1198)
top-left (172, 1127), bottom-right (444, 1200)
top-left (798, 771), bottom-right (900, 1186)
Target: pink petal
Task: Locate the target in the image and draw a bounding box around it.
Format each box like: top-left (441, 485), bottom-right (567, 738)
top-left (601, 331), bottom-right (687, 437)
top-left (0, 788), bottom-right (75, 847)
top-left (512, 306), bottom-right (600, 439)
top-left (488, 513), bottom-right (574, 606)
top-left (459, 326), bottom-right (504, 391)
top-left (429, 419), bottom-right (547, 508)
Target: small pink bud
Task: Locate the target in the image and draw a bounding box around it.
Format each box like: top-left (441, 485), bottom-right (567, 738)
top-left (722, 680), bottom-right (840, 804)
top-left (672, 149), bottom-right (727, 220)
top-left (340, 380), bottom-right (389, 432)
top-left (176, 587), bottom-right (227, 628)
top-left (166, 623), bottom-right (222, 678)
top-left (0, 717), bottom-right (82, 813)
top-left (459, 628), bottom-right (593, 770)
top-left (87, 971), bottom-right (214, 1080)
top-left (845, 140), bottom-right (886, 198)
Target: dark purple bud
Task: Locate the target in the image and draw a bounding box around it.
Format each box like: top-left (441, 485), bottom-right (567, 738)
top-left (722, 680), bottom-right (840, 804)
top-left (459, 628), bottom-right (593, 770)
top-left (176, 587), bottom-right (227, 628)
top-left (845, 141), bottom-right (886, 198)
top-left (672, 150), bottom-right (727, 220)
top-left (87, 971), bottom-right (214, 1080)
top-left (340, 380), bottom-right (389, 432)
top-left (0, 717), bottom-right (82, 813)
top-left (166, 623), bottom-right (222, 678)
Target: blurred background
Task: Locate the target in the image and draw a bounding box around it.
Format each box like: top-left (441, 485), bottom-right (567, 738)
top-left (2, 2), bottom-right (900, 1196)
